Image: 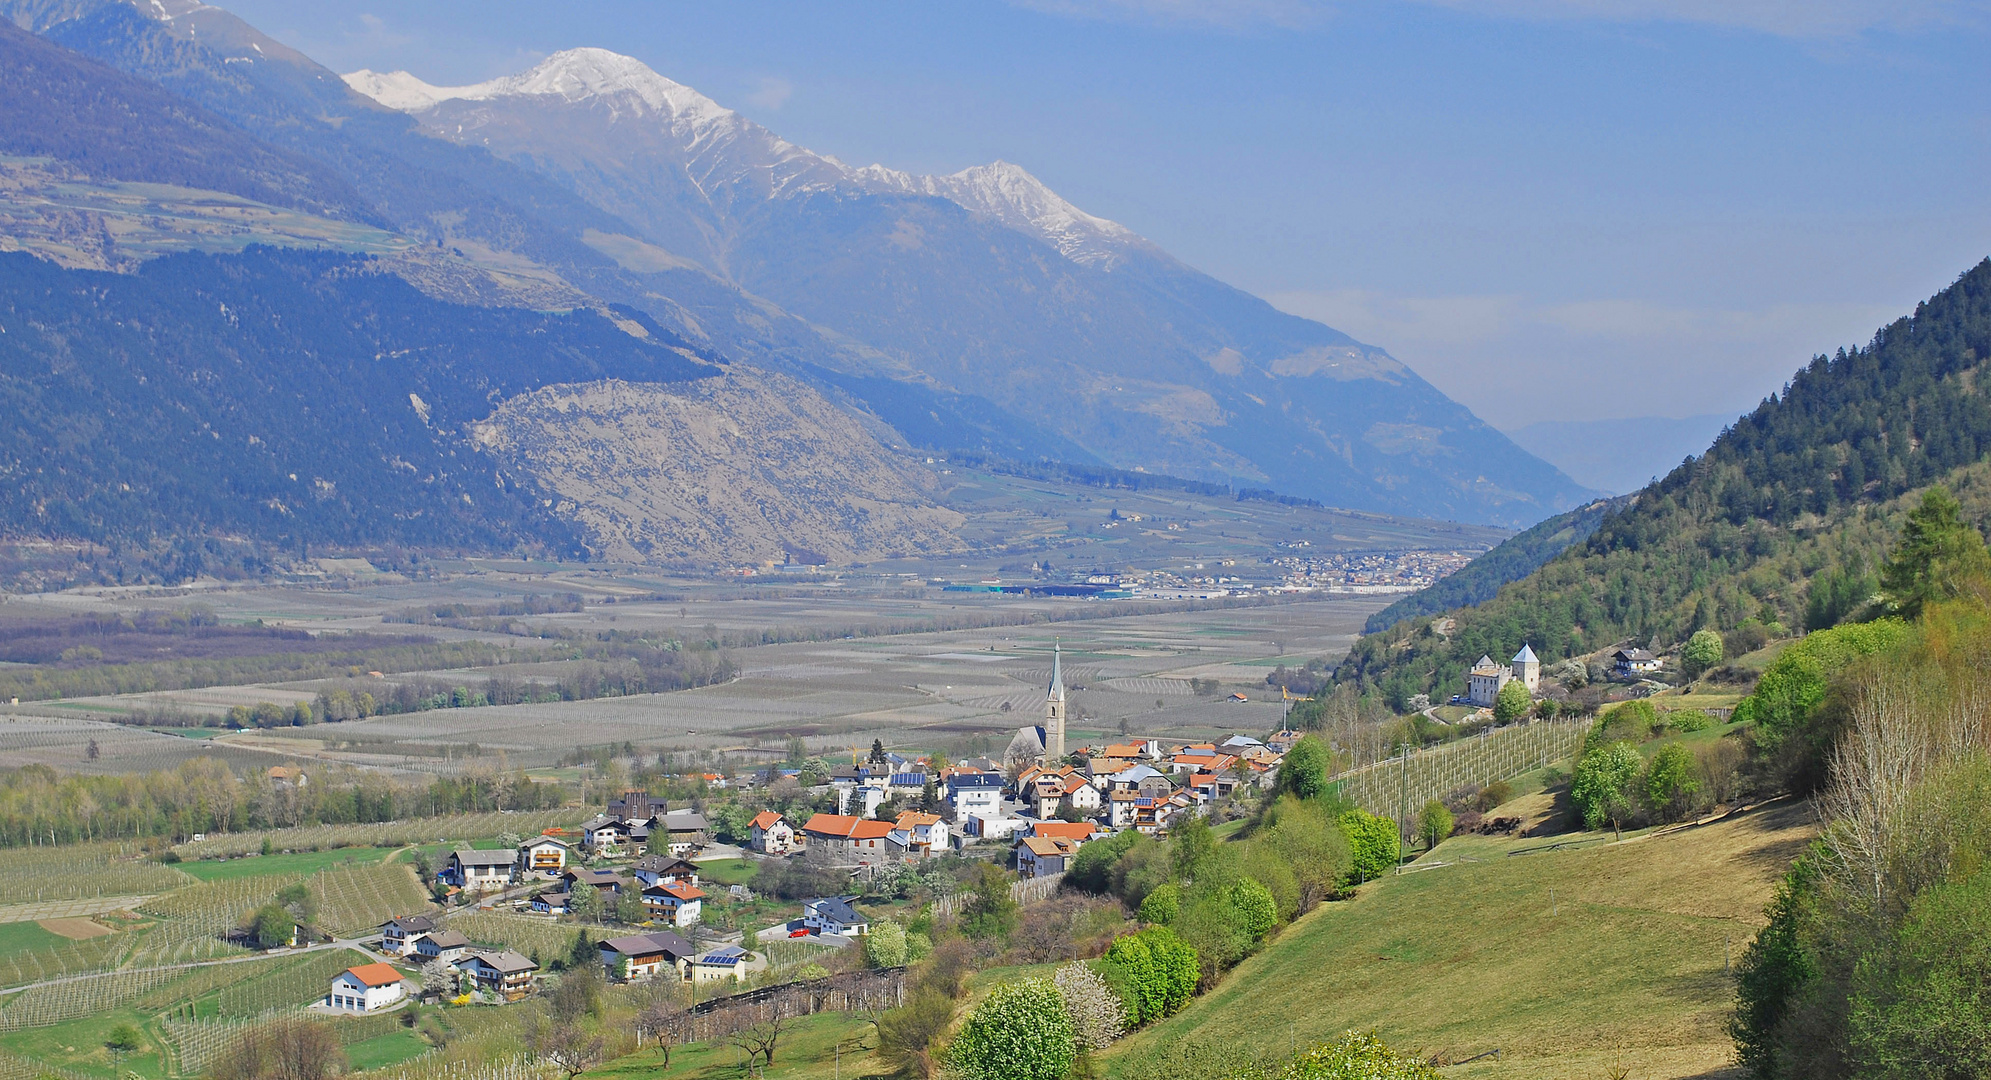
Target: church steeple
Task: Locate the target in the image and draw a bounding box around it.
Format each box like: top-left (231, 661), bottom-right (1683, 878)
top-left (1046, 640), bottom-right (1066, 760)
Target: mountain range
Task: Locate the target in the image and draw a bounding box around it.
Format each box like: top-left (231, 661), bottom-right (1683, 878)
top-left (0, 0), bottom-right (1594, 573)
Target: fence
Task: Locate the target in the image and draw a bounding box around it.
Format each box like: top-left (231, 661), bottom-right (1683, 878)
top-left (0, 965), bottom-right (183, 1030)
top-left (1330, 720), bottom-right (1588, 823)
top-left (933, 871), bottom-right (1064, 921)
top-left (677, 969), bottom-right (906, 1045)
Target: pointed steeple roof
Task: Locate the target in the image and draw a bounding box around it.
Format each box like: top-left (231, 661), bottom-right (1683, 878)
top-left (1048, 640), bottom-right (1065, 702)
top-left (1513, 644), bottom-right (1538, 664)
top-left (1472, 654), bottom-right (1496, 670)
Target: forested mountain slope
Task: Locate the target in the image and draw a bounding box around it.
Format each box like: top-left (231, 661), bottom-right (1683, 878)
top-left (0, 247), bottom-right (711, 553)
top-left (1335, 257), bottom-right (1991, 706)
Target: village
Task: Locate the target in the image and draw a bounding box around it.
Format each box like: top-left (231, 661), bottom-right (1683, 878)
top-left (314, 645), bottom-right (1309, 1017)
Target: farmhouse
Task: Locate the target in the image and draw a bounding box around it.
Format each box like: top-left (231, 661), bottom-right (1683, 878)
top-left (327, 962), bottom-right (407, 1013)
top-left (379, 915), bottom-right (438, 957)
top-left (411, 930), bottom-right (473, 964)
top-left (800, 813), bottom-right (894, 864)
top-left (692, 945), bottom-right (748, 984)
top-left (629, 854), bottom-right (700, 889)
top-left (1613, 647), bottom-right (1661, 676)
top-left (642, 882), bottom-right (706, 927)
top-left (529, 891), bottom-right (569, 915)
top-left (454, 950), bottom-right (538, 1001)
top-left (748, 810), bottom-right (797, 854)
top-left (801, 896), bottom-right (869, 937)
top-left (516, 837), bottom-right (570, 878)
top-left (655, 810), bottom-right (711, 856)
top-left (886, 811), bottom-right (949, 858)
top-left (1017, 835), bottom-right (1079, 878)
top-left (599, 931), bottom-right (696, 981)
top-left (441, 849), bottom-right (517, 891)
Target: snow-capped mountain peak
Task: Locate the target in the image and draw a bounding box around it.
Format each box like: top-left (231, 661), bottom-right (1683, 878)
top-left (345, 48), bottom-right (733, 129)
top-left (343, 49), bottom-right (1148, 269)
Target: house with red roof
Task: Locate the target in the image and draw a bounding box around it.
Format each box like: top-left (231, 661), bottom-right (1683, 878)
top-left (748, 810), bottom-right (797, 854)
top-left (327, 962), bottom-right (407, 1013)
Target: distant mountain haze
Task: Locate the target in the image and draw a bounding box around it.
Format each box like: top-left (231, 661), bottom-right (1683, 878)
top-left (1, 0), bottom-right (1592, 552)
top-left (1504, 414), bottom-right (1736, 496)
top-left (335, 48), bottom-right (1591, 527)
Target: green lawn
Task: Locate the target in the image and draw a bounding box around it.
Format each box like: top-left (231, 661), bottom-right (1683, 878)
top-left (0, 1008), bottom-right (167, 1080)
top-left (1100, 800), bottom-right (1819, 1080)
top-left (0, 920), bottom-right (72, 959)
top-left (586, 1012), bottom-right (886, 1079)
top-left (694, 858), bottom-right (759, 887)
top-left (176, 847), bottom-right (397, 881)
top-left (342, 1028), bottom-right (432, 1070)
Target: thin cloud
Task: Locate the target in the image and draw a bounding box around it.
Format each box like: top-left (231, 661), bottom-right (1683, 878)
top-left (745, 76), bottom-right (794, 110)
top-left (1011, 0), bottom-right (1988, 37)
top-left (1266, 287), bottom-right (1902, 427)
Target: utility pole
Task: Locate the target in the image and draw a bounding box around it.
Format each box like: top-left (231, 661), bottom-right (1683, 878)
top-left (1397, 743), bottom-right (1408, 874)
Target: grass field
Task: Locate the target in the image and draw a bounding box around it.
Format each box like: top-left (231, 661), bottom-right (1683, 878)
top-left (1101, 799), bottom-right (1816, 1080)
top-left (692, 859), bottom-right (758, 887)
top-left (175, 848), bottom-right (398, 882)
top-left (343, 1029), bottom-right (431, 1071)
top-left (588, 1012), bottom-right (887, 1080)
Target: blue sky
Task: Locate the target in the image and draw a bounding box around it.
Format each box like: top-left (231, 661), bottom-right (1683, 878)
top-left (225, 0), bottom-right (1991, 429)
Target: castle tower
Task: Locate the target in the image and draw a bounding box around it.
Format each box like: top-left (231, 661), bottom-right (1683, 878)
top-left (1512, 644), bottom-right (1541, 693)
top-left (1046, 641), bottom-right (1067, 760)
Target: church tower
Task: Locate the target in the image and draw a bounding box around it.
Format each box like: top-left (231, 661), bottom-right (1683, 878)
top-left (1046, 641), bottom-right (1067, 760)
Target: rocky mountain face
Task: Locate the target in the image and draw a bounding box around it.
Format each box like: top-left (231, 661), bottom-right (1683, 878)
top-left (0, 0), bottom-right (1589, 579)
top-left (472, 372), bottom-right (966, 566)
top-left (344, 49), bottom-right (1592, 527)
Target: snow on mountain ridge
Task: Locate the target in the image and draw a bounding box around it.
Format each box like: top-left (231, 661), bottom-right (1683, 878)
top-left (342, 48), bottom-right (1146, 268)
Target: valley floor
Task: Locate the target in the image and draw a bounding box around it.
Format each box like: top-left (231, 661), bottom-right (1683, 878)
top-left (1102, 799), bottom-right (1817, 1080)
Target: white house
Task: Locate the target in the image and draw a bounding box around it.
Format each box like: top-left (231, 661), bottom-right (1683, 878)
top-left (691, 945), bottom-right (748, 984)
top-left (599, 931), bottom-right (696, 981)
top-left (642, 883), bottom-right (706, 927)
top-left (801, 896), bottom-right (869, 937)
top-left (454, 950), bottom-right (538, 1001)
top-left (328, 962), bottom-right (408, 1013)
top-left (1017, 835), bottom-right (1078, 878)
top-left (442, 849), bottom-right (518, 891)
top-left (516, 837), bottom-right (570, 879)
top-left (748, 811), bottom-right (798, 854)
top-left (411, 930), bottom-right (473, 964)
top-left (1613, 647), bottom-right (1661, 676)
top-left (379, 915), bottom-right (438, 957)
top-left (946, 773), bottom-right (1005, 823)
top-left (886, 811), bottom-right (950, 858)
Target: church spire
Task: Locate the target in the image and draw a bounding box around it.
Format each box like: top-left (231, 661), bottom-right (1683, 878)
top-left (1046, 640), bottom-right (1066, 760)
top-left (1048, 640), bottom-right (1065, 702)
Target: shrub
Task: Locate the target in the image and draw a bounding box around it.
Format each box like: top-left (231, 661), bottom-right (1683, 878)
top-left (1642, 743), bottom-right (1699, 821)
top-left (1227, 1030), bottom-right (1443, 1079)
top-left (1277, 735), bottom-right (1331, 799)
top-left (1734, 619), bottom-right (1907, 790)
top-left (1669, 709), bottom-right (1713, 733)
top-left (1414, 800), bottom-right (1453, 851)
top-left (1100, 926), bottom-right (1198, 1025)
top-left (1054, 961), bottom-right (1127, 1052)
top-left (961, 862), bottom-right (1020, 941)
top-left (1137, 883), bottom-right (1180, 926)
top-left (1682, 628), bottom-right (1724, 679)
top-left (1570, 741), bottom-right (1643, 833)
top-left (947, 978), bottom-right (1077, 1080)
top-left (1068, 828), bottom-right (1142, 894)
top-left (865, 920), bottom-right (908, 968)
top-left (1493, 679), bottom-right (1532, 724)
top-left (1589, 700), bottom-right (1658, 748)
top-left (1339, 810), bottom-right (1399, 882)
top-left (1473, 779), bottom-right (1513, 813)
top-left (1229, 878), bottom-right (1277, 943)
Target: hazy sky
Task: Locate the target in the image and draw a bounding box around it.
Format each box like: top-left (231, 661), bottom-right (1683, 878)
top-left (223, 0), bottom-right (1991, 429)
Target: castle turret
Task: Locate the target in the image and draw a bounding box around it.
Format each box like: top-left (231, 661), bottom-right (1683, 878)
top-left (1512, 644), bottom-right (1540, 693)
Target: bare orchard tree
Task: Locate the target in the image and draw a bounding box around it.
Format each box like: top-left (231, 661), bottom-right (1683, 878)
top-left (526, 1015), bottom-right (606, 1080)
top-left (634, 982), bottom-right (690, 1067)
top-left (210, 1019), bottom-right (345, 1080)
top-left (1818, 668), bottom-right (1934, 914)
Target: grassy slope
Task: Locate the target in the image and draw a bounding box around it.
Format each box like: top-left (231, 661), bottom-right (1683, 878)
top-left (1102, 800), bottom-right (1817, 1080)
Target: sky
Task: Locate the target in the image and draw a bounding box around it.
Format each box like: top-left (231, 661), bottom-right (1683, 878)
top-left (222, 0), bottom-right (1991, 430)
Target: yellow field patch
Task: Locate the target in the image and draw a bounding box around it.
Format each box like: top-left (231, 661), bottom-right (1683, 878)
top-left (36, 918), bottom-right (114, 940)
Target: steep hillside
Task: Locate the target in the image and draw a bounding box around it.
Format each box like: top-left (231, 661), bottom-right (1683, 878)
top-left (337, 49), bottom-right (1591, 527)
top-left (0, 20), bottom-right (363, 219)
top-left (0, 247), bottom-right (711, 552)
top-left (1336, 257), bottom-right (1991, 706)
top-left (1361, 495), bottom-right (1631, 633)
top-left (472, 373), bottom-right (965, 566)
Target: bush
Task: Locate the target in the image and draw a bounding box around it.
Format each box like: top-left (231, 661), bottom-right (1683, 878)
top-left (960, 862), bottom-right (1019, 941)
top-left (1473, 779), bottom-right (1513, 813)
top-left (1682, 628), bottom-right (1724, 679)
top-left (1054, 961), bottom-right (1127, 1052)
top-left (1734, 619), bottom-right (1908, 791)
top-left (1589, 700), bottom-right (1658, 748)
top-left (1100, 926), bottom-right (1198, 1025)
top-left (1493, 678), bottom-right (1532, 724)
top-left (1277, 735), bottom-right (1331, 799)
top-left (1642, 743), bottom-right (1699, 821)
top-left (1415, 800), bottom-right (1453, 851)
top-left (1137, 883), bottom-right (1180, 926)
top-left (1068, 828), bottom-right (1142, 894)
top-left (1339, 810), bottom-right (1399, 882)
top-left (865, 921), bottom-right (908, 968)
top-left (947, 978), bottom-right (1077, 1080)
top-left (1229, 878), bottom-right (1277, 943)
top-left (1226, 1030), bottom-right (1443, 1079)
top-left (1570, 741), bottom-right (1643, 833)
top-left (1668, 710), bottom-right (1713, 733)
